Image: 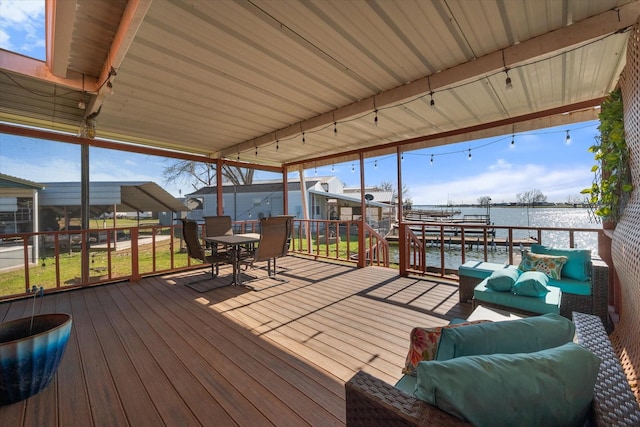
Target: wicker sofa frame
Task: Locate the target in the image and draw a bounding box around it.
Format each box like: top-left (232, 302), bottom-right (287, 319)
top-left (459, 258), bottom-right (609, 326)
top-left (345, 312), bottom-right (640, 426)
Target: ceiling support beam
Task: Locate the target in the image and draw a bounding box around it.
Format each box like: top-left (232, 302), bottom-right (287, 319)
top-left (85, 0), bottom-right (153, 116)
top-left (46, 0), bottom-right (76, 78)
top-left (0, 0), bottom-right (152, 113)
top-left (225, 1), bottom-right (640, 159)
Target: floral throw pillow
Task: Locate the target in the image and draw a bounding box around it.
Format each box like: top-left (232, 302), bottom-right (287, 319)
top-left (402, 320), bottom-right (490, 376)
top-left (518, 251), bottom-right (568, 280)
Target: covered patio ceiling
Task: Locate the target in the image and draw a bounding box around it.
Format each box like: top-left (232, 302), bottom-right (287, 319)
top-left (1, 0), bottom-right (639, 170)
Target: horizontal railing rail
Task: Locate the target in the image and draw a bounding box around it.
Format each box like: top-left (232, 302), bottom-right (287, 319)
top-left (0, 219), bottom-right (599, 301)
top-left (400, 221), bottom-right (604, 278)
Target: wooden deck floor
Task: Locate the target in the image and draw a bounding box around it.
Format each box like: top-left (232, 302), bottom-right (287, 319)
top-left (0, 256), bottom-right (471, 426)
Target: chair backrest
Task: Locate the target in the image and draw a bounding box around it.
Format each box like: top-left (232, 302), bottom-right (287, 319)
top-left (204, 216), bottom-right (233, 237)
top-left (254, 216), bottom-right (293, 261)
top-left (180, 219), bottom-right (206, 262)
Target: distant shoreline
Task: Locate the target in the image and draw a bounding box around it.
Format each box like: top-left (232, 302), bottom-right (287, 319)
top-left (413, 204), bottom-right (589, 209)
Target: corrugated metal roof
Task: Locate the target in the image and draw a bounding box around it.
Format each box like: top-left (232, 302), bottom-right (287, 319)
top-left (1, 0), bottom-right (638, 168)
top-left (39, 181), bottom-right (188, 213)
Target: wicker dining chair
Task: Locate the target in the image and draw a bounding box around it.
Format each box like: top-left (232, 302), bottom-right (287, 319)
top-left (180, 218), bottom-right (232, 280)
top-left (251, 216), bottom-right (293, 281)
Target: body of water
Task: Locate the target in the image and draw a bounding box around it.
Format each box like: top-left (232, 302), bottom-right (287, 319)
top-left (391, 206), bottom-right (601, 268)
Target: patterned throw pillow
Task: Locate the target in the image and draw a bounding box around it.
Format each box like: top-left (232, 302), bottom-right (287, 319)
top-left (518, 251), bottom-right (567, 280)
top-left (402, 320), bottom-right (490, 376)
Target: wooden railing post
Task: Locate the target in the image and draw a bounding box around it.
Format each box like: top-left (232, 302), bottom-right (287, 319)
top-left (130, 227), bottom-right (141, 281)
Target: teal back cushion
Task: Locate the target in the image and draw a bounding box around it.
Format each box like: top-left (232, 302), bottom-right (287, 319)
top-left (415, 342), bottom-right (600, 427)
top-left (436, 313), bottom-right (575, 360)
top-left (531, 244), bottom-right (591, 281)
top-left (485, 268), bottom-right (521, 291)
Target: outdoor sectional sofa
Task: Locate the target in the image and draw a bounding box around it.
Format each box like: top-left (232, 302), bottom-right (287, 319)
top-left (458, 245), bottom-right (609, 326)
top-left (345, 312), bottom-right (640, 426)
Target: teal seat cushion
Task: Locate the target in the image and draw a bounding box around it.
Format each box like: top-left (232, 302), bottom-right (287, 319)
top-left (485, 268), bottom-right (521, 292)
top-left (458, 261), bottom-right (517, 279)
top-left (548, 276), bottom-right (592, 296)
top-left (435, 312), bottom-right (573, 361)
top-left (531, 244), bottom-right (591, 281)
top-left (415, 342), bottom-right (600, 427)
top-left (473, 279), bottom-right (561, 315)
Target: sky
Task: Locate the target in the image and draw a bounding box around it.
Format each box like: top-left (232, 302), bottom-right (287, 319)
top-left (0, 0), bottom-right (601, 206)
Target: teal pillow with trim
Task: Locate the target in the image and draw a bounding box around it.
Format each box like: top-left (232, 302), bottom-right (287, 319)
top-left (531, 244), bottom-right (591, 281)
top-left (435, 313), bottom-right (575, 361)
top-left (415, 342), bottom-right (600, 427)
top-left (513, 271), bottom-right (550, 297)
top-left (485, 268), bottom-right (520, 292)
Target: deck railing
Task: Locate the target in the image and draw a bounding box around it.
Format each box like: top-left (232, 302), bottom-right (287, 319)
top-left (400, 222), bottom-right (604, 277)
top-left (0, 219), bottom-right (390, 300)
top-left (288, 219), bottom-right (389, 267)
top-left (1, 220), bottom-right (600, 301)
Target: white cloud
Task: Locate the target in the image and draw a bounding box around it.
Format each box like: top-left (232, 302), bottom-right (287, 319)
top-left (0, 1), bottom-right (44, 24)
top-left (408, 161), bottom-right (593, 205)
top-left (0, 0), bottom-right (45, 55)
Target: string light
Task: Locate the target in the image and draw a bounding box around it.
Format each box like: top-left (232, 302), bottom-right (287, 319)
top-left (401, 152), bottom-right (404, 161)
top-left (314, 166), bottom-right (317, 175)
top-left (276, 139), bottom-right (279, 151)
top-left (511, 134), bottom-right (515, 146)
top-left (302, 132), bottom-right (306, 144)
top-left (334, 121), bottom-right (338, 136)
top-left (374, 160), bottom-right (377, 169)
top-left (468, 148), bottom-right (472, 160)
top-left (255, 146), bottom-right (258, 156)
top-left (331, 164), bottom-right (334, 172)
top-left (565, 130), bottom-right (571, 144)
top-left (430, 154), bottom-right (434, 165)
top-left (351, 163), bottom-right (355, 172)
top-left (427, 76), bottom-right (435, 108)
top-left (502, 49), bottom-right (513, 91)
top-left (374, 109), bottom-right (378, 126)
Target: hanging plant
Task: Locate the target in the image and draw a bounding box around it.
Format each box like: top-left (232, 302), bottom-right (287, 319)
top-left (581, 88), bottom-right (632, 223)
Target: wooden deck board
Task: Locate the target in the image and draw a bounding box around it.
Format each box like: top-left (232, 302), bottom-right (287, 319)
top-left (0, 256), bottom-right (472, 426)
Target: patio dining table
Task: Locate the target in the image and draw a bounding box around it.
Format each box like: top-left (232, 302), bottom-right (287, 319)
top-left (205, 233), bottom-right (259, 287)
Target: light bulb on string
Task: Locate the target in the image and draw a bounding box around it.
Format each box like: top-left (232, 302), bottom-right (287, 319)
top-left (255, 146), bottom-right (258, 157)
top-left (511, 135), bottom-right (515, 147)
top-left (468, 148), bottom-right (472, 160)
top-left (374, 160), bottom-right (377, 169)
top-left (430, 154), bottom-right (434, 165)
top-left (334, 122), bottom-right (338, 136)
top-left (331, 164), bottom-right (334, 172)
top-left (565, 130), bottom-right (571, 144)
top-left (505, 70), bottom-right (513, 91)
top-left (276, 140), bottom-right (279, 151)
top-left (314, 167), bottom-right (317, 175)
top-left (302, 132), bottom-right (306, 144)
top-left (429, 92), bottom-right (435, 108)
top-left (351, 163), bottom-right (355, 172)
top-left (374, 109), bottom-right (378, 126)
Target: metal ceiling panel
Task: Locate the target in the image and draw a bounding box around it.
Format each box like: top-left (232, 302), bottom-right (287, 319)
top-left (0, 0), bottom-right (637, 169)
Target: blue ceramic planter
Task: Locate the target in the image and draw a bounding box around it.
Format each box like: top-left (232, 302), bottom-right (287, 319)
top-left (0, 313), bottom-right (72, 406)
